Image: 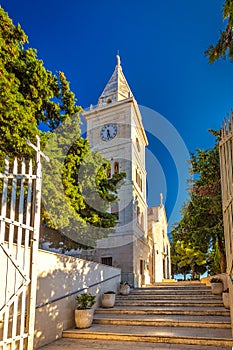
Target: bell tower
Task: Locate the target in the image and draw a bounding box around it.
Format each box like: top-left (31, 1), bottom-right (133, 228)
top-left (83, 56), bottom-right (150, 287)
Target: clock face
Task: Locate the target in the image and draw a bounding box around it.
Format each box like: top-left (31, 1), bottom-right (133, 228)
top-left (100, 123), bottom-right (117, 141)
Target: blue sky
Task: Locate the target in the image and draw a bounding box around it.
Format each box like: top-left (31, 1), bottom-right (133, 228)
top-left (2, 0), bottom-right (233, 230)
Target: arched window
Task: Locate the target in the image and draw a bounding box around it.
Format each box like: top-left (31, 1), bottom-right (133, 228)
top-left (114, 161), bottom-right (119, 174)
top-left (135, 168), bottom-right (142, 192)
top-left (107, 168), bottom-right (111, 178)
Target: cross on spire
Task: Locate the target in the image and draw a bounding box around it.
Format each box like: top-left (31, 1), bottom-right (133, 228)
top-left (116, 54), bottom-right (121, 67)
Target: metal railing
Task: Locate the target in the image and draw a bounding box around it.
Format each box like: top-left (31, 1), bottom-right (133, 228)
top-left (36, 273), bottom-right (121, 309)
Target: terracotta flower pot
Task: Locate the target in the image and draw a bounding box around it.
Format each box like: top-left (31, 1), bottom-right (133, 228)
top-left (75, 308), bottom-right (94, 329)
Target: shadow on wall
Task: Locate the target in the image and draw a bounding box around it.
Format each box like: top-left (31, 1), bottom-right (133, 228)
top-left (34, 249), bottom-right (121, 348)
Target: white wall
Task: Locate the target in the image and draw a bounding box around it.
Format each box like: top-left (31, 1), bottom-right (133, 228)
top-left (35, 249), bottom-right (121, 348)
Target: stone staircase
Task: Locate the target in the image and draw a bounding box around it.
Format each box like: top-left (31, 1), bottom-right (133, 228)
top-left (62, 282), bottom-right (233, 349)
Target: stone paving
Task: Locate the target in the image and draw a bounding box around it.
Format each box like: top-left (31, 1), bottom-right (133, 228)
top-left (39, 338), bottom-right (232, 350)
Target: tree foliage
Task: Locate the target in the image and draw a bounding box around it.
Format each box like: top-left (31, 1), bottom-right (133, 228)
top-left (0, 7), bottom-right (81, 159)
top-left (42, 121), bottom-right (125, 246)
top-left (0, 7), bottom-right (125, 247)
top-left (171, 137), bottom-right (226, 278)
top-left (205, 0), bottom-right (233, 62)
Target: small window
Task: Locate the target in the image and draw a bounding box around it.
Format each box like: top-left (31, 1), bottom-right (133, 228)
top-left (136, 168), bottom-right (139, 184)
top-left (107, 98), bottom-right (112, 104)
top-left (137, 206), bottom-right (140, 224)
top-left (140, 259), bottom-right (144, 275)
top-left (114, 161), bottom-right (119, 174)
top-left (136, 137), bottom-right (140, 152)
top-left (101, 257), bottom-right (112, 266)
top-left (107, 168), bottom-right (111, 178)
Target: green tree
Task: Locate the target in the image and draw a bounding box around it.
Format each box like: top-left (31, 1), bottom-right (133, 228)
top-left (205, 0), bottom-right (233, 62)
top-left (0, 7), bottom-right (125, 247)
top-left (0, 8), bottom-right (81, 159)
top-left (175, 240), bottom-right (206, 280)
top-left (170, 237), bottom-right (191, 280)
top-left (171, 202), bottom-right (208, 280)
top-left (42, 122), bottom-right (125, 246)
top-left (190, 139), bottom-right (226, 273)
top-left (171, 138), bottom-right (226, 277)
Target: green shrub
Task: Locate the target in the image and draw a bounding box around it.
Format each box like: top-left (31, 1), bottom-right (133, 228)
top-left (75, 293), bottom-right (96, 309)
top-left (210, 277), bottom-right (223, 283)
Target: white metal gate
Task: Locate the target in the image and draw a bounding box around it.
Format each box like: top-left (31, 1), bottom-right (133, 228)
top-left (219, 115), bottom-right (233, 335)
top-left (0, 136), bottom-right (48, 350)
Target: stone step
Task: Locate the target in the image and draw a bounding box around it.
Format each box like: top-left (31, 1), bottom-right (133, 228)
top-left (131, 288), bottom-right (212, 293)
top-left (135, 284), bottom-right (210, 290)
top-left (130, 289), bottom-right (212, 295)
top-left (62, 323), bottom-right (233, 347)
top-left (115, 299), bottom-right (224, 307)
top-left (62, 283), bottom-right (232, 348)
top-left (93, 313), bottom-right (231, 328)
top-left (96, 305), bottom-right (230, 316)
top-left (149, 281), bottom-right (204, 284)
top-left (39, 337), bottom-right (233, 350)
top-left (137, 285), bottom-right (210, 288)
top-left (116, 294), bottom-right (221, 300)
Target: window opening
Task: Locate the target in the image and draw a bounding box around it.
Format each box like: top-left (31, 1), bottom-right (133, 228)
top-left (114, 161), bottom-right (119, 174)
top-left (101, 257), bottom-right (113, 266)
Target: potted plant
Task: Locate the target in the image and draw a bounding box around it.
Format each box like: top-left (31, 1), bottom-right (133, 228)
top-left (101, 291), bottom-right (116, 308)
top-left (222, 288), bottom-right (230, 309)
top-left (75, 292), bottom-right (96, 329)
top-left (210, 277), bottom-right (223, 295)
top-left (119, 281), bottom-right (130, 295)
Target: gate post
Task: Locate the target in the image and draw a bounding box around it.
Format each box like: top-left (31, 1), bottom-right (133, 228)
top-left (219, 115), bottom-right (233, 336)
top-left (27, 136), bottom-right (44, 350)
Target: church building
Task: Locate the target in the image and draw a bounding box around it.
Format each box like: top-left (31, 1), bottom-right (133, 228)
top-left (148, 198), bottom-right (171, 283)
top-left (83, 55), bottom-right (170, 287)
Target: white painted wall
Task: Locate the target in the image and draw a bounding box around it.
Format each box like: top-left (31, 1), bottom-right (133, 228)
top-left (35, 249), bottom-right (121, 348)
top-left (148, 205), bottom-right (171, 283)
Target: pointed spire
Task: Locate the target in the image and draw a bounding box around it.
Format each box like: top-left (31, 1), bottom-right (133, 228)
top-left (98, 55), bottom-right (133, 105)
